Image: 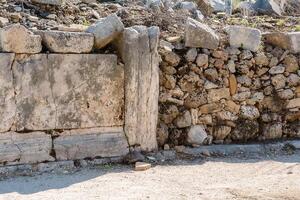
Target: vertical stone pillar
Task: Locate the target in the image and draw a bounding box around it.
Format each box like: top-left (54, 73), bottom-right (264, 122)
top-left (122, 26), bottom-right (160, 151)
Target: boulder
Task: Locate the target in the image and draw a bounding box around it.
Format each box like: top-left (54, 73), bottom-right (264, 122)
top-left (0, 24), bottom-right (42, 53)
top-left (187, 125), bottom-right (208, 145)
top-left (0, 132), bottom-right (54, 165)
top-left (264, 32), bottom-right (300, 53)
top-left (185, 17), bottom-right (219, 49)
top-left (32, 0), bottom-right (64, 5)
top-left (225, 26), bottom-right (261, 52)
top-left (36, 31), bottom-right (94, 53)
top-left (253, 0), bottom-right (284, 15)
top-left (86, 13), bottom-right (124, 49)
top-left (53, 127), bottom-right (129, 160)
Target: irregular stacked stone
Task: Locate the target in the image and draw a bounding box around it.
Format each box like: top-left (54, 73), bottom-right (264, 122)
top-left (0, 13), bottom-right (160, 166)
top-left (158, 17), bottom-right (300, 147)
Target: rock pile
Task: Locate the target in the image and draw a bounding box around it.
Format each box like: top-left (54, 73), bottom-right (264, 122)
top-left (158, 21), bottom-right (300, 147)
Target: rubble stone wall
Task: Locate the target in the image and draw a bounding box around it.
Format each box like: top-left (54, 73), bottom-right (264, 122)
top-left (158, 24), bottom-right (300, 148)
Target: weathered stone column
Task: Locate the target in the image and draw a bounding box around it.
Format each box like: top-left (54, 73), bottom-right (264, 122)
top-left (121, 26), bottom-right (160, 151)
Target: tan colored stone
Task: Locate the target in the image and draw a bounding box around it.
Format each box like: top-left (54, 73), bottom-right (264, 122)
top-left (199, 103), bottom-right (222, 114)
top-left (54, 127), bottom-right (129, 160)
top-left (228, 74), bottom-right (237, 95)
top-left (207, 88), bottom-right (230, 102)
top-left (0, 24), bottom-right (42, 53)
top-left (135, 162), bottom-right (151, 171)
top-left (225, 100), bottom-right (240, 113)
top-left (286, 98), bottom-right (300, 109)
top-left (0, 132), bottom-right (54, 165)
top-left (264, 32), bottom-right (300, 53)
top-left (32, 0), bottom-right (64, 5)
top-left (36, 31), bottom-right (94, 53)
top-left (13, 54), bottom-right (123, 131)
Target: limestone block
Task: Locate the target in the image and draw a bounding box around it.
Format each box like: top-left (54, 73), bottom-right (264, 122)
top-left (185, 17), bottom-right (219, 49)
top-left (264, 32), bottom-right (300, 53)
top-left (36, 31), bottom-right (94, 53)
top-left (13, 54), bottom-right (124, 131)
top-left (226, 26), bottom-right (261, 52)
top-left (86, 13), bottom-right (124, 49)
top-left (0, 53), bottom-right (16, 133)
top-left (53, 127), bottom-right (129, 160)
top-left (0, 24), bottom-right (42, 53)
top-left (0, 132), bottom-right (54, 165)
top-left (122, 26), bottom-right (160, 151)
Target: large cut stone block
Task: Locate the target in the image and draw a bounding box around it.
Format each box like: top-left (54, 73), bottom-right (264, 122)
top-left (264, 32), bottom-right (300, 53)
top-left (0, 25), bottom-right (42, 53)
top-left (121, 26), bottom-right (160, 151)
top-left (13, 54), bottom-right (124, 131)
top-left (0, 53), bottom-right (16, 133)
top-left (53, 127), bottom-right (129, 160)
top-left (36, 31), bottom-right (94, 53)
top-left (0, 131), bottom-right (54, 165)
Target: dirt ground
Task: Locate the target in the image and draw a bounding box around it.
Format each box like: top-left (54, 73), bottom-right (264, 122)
top-left (0, 153), bottom-right (300, 200)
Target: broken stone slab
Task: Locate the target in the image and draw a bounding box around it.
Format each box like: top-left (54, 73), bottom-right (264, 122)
top-left (86, 13), bottom-right (124, 49)
top-left (13, 54), bottom-right (124, 131)
top-left (121, 26), bottom-right (160, 151)
top-left (225, 26), bottom-right (261, 52)
top-left (253, 0), bottom-right (284, 15)
top-left (135, 162), bottom-right (151, 171)
top-left (0, 24), bottom-right (42, 53)
top-left (36, 31), bottom-right (94, 53)
top-left (185, 17), bottom-right (219, 49)
top-left (264, 32), bottom-right (300, 53)
top-left (31, 0), bottom-right (64, 5)
top-left (0, 53), bottom-right (16, 133)
top-left (0, 131), bottom-right (54, 165)
top-left (53, 127), bottom-right (129, 160)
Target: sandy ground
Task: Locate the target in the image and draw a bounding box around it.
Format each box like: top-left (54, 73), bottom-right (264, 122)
top-left (0, 155), bottom-right (300, 200)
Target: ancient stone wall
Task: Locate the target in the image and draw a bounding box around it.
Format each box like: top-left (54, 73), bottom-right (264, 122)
top-left (158, 18), bottom-right (300, 148)
top-left (0, 16), bottom-right (160, 167)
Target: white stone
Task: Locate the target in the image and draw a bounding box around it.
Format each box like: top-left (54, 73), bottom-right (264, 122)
top-left (86, 13), bottom-right (124, 49)
top-left (225, 26), bottom-right (261, 52)
top-left (187, 125), bottom-right (208, 145)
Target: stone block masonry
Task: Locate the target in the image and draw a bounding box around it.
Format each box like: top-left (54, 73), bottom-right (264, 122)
top-left (0, 15), bottom-right (161, 167)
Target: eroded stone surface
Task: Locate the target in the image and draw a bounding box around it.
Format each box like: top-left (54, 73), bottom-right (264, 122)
top-left (226, 26), bottom-right (261, 52)
top-left (36, 31), bottom-right (94, 53)
top-left (13, 54), bottom-right (124, 131)
top-left (53, 127), bottom-right (129, 160)
top-left (0, 53), bottom-right (16, 133)
top-left (86, 13), bottom-right (124, 49)
top-left (0, 24), bottom-right (42, 53)
top-left (185, 17), bottom-right (219, 49)
top-left (0, 131), bottom-right (54, 165)
top-left (264, 32), bottom-right (300, 53)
